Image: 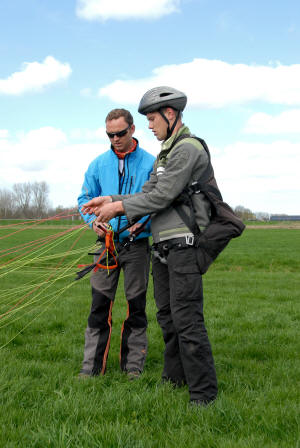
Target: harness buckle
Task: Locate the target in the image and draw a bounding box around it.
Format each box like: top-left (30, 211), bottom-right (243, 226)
top-left (153, 250), bottom-right (168, 265)
top-left (191, 181), bottom-right (201, 194)
top-left (185, 235), bottom-right (194, 246)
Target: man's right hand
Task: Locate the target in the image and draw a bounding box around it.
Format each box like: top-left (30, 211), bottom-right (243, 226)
top-left (92, 221), bottom-right (108, 237)
top-left (81, 196), bottom-right (112, 216)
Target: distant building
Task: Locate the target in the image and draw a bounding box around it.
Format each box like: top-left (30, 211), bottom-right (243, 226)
top-left (270, 215), bottom-right (300, 221)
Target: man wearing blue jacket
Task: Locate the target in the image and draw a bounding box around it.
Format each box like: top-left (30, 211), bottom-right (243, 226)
top-left (78, 109), bottom-right (155, 379)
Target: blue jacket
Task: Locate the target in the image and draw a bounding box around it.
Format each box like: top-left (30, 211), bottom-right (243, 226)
top-left (78, 139), bottom-right (155, 242)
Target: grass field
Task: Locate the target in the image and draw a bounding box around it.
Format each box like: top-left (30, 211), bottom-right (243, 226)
top-left (0, 223), bottom-right (299, 447)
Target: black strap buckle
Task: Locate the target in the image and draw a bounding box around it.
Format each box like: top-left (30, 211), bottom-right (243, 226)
top-left (191, 181), bottom-right (201, 194)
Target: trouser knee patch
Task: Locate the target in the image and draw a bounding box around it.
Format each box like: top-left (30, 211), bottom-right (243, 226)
top-left (88, 288), bottom-right (111, 328)
top-left (127, 293), bottom-right (147, 328)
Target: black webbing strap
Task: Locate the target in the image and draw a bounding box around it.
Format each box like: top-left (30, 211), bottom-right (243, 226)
top-left (173, 191), bottom-right (200, 237)
top-left (117, 215), bottom-right (151, 250)
top-left (169, 134), bottom-right (217, 240)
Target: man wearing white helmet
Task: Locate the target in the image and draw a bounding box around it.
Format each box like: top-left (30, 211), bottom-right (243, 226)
top-left (81, 87), bottom-right (218, 406)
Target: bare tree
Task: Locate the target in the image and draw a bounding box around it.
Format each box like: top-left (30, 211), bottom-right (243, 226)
top-left (31, 181), bottom-right (49, 217)
top-left (10, 181), bottom-right (50, 218)
top-left (0, 188), bottom-right (15, 218)
top-left (234, 205), bottom-right (255, 220)
top-left (13, 182), bottom-right (32, 217)
top-left (255, 211), bottom-right (270, 221)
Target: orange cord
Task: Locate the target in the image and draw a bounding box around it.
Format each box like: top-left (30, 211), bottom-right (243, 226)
top-left (77, 226), bottom-right (118, 275)
top-left (93, 229), bottom-right (118, 272)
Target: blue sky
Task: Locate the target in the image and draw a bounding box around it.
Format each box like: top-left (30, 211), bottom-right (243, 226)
top-left (0, 0), bottom-right (299, 214)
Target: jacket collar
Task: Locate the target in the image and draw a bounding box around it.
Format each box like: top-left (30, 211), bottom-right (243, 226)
top-left (161, 125), bottom-right (191, 152)
top-left (110, 137), bottom-right (139, 159)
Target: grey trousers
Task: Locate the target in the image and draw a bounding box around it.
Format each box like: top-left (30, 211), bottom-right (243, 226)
top-left (81, 238), bottom-right (150, 376)
top-left (152, 245), bottom-right (218, 403)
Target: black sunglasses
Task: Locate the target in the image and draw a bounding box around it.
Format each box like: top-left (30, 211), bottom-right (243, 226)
top-left (106, 124), bottom-right (131, 139)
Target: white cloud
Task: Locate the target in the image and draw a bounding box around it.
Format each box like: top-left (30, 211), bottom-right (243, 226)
top-left (18, 127), bottom-right (67, 149)
top-left (0, 130), bottom-right (9, 139)
top-left (0, 56), bottom-right (72, 95)
top-left (244, 109), bottom-right (300, 134)
top-left (69, 127), bottom-right (107, 141)
top-left (76, 0), bottom-right (180, 21)
top-left (212, 140), bottom-right (300, 213)
top-left (99, 58), bottom-right (300, 108)
top-left (0, 125), bottom-right (159, 208)
top-left (0, 127), bottom-right (104, 207)
top-left (1, 126), bottom-right (299, 213)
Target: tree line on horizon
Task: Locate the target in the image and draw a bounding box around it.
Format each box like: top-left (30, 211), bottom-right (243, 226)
top-left (0, 182), bottom-right (270, 221)
top-left (0, 182), bottom-right (74, 220)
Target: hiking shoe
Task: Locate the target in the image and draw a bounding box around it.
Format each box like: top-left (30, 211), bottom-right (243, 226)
top-left (127, 370), bottom-right (141, 381)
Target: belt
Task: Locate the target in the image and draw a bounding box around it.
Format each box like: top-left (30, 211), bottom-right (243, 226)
top-left (155, 235), bottom-right (195, 253)
top-left (97, 236), bottom-right (148, 244)
top-left (96, 236), bottom-right (148, 253)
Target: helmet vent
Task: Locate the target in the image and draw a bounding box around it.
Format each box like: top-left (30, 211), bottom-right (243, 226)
top-left (160, 92), bottom-right (172, 97)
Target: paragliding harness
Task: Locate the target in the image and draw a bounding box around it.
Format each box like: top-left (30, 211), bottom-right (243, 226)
top-left (75, 216), bottom-right (150, 280)
top-left (163, 134), bottom-right (245, 274)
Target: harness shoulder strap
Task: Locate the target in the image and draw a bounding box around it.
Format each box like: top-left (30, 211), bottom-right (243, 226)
top-left (170, 134), bottom-right (218, 238)
top-left (170, 134), bottom-right (213, 183)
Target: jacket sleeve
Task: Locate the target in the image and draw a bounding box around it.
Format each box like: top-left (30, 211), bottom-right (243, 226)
top-left (78, 161), bottom-right (101, 226)
top-left (122, 143), bottom-right (208, 222)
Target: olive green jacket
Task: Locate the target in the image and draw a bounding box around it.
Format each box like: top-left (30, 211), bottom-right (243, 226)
top-left (112, 125), bottom-right (211, 244)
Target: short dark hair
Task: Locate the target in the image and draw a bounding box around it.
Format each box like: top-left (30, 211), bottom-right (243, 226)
top-left (105, 109), bottom-right (133, 126)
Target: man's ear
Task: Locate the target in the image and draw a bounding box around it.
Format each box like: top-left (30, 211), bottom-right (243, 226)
top-left (165, 107), bottom-right (176, 122)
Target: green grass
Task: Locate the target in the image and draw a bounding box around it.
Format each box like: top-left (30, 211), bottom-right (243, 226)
top-left (244, 220), bottom-right (300, 226)
top-left (0, 218), bottom-right (82, 226)
top-left (0, 225), bottom-right (299, 447)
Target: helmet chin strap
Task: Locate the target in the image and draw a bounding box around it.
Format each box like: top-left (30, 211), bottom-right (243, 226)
top-left (159, 109), bottom-right (180, 140)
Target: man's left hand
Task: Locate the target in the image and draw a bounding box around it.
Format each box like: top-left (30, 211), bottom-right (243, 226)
top-left (95, 201), bottom-right (125, 223)
top-left (81, 196), bottom-right (112, 215)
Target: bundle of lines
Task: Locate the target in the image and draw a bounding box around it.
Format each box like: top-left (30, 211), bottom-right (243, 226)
top-left (0, 211), bottom-right (96, 349)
